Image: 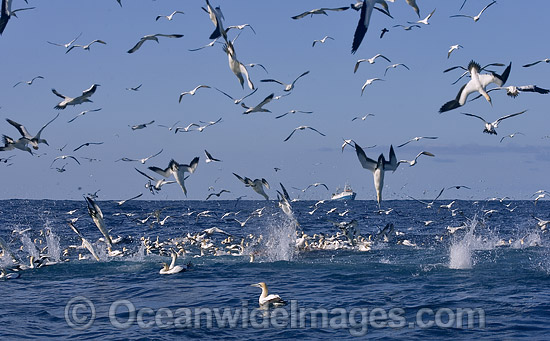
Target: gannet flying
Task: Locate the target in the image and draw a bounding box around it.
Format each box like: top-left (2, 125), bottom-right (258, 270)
top-left (67, 108), bottom-right (102, 123)
top-left (130, 120), bottom-right (155, 130)
top-left (134, 167), bottom-right (176, 194)
top-left (66, 39), bottom-right (107, 54)
top-left (13, 75), bottom-right (44, 88)
top-left (155, 10), bottom-right (184, 21)
top-left (85, 196), bottom-right (113, 248)
top-left (250, 282), bottom-right (287, 306)
top-left (117, 149), bottom-right (163, 164)
top-left (450, 0), bottom-right (496, 22)
top-left (222, 41), bottom-right (254, 90)
top-left (206, 189), bottom-right (230, 200)
top-left (149, 157), bottom-right (199, 196)
top-left (361, 78), bottom-right (384, 95)
top-left (384, 63), bottom-right (410, 76)
top-left (522, 58), bottom-right (550, 68)
top-left (462, 110), bottom-right (527, 135)
top-left (0, 135), bottom-right (32, 154)
top-left (72, 142), bottom-right (103, 152)
top-left (291, 6), bottom-right (349, 20)
top-left (0, 0), bottom-right (35, 35)
top-left (275, 109), bottom-right (313, 120)
top-left (6, 113), bottom-right (59, 150)
top-left (179, 85), bottom-right (210, 102)
top-left (127, 34), bottom-right (184, 54)
top-left (115, 193), bottom-right (143, 206)
top-left (354, 142), bottom-right (398, 206)
top-left (469, 85), bottom-right (550, 100)
top-left (204, 149), bottom-right (221, 163)
top-left (52, 84), bottom-right (100, 110)
top-left (241, 93), bottom-right (274, 114)
top-left (409, 8), bottom-right (435, 25)
top-left (500, 132), bottom-right (524, 143)
top-left (447, 44), bottom-right (463, 59)
top-left (397, 136), bottom-right (438, 148)
top-left (47, 32), bottom-right (82, 49)
top-left (260, 70), bottom-right (309, 92)
top-left (205, 0), bottom-right (226, 41)
top-left (351, 0), bottom-right (393, 54)
top-left (354, 54), bottom-right (391, 73)
top-left (312, 36), bottom-right (334, 47)
top-left (233, 173), bottom-right (270, 200)
top-left (214, 87), bottom-right (257, 105)
top-left (67, 222), bottom-right (100, 261)
top-left (439, 61), bottom-right (511, 113)
top-left (284, 126), bottom-right (326, 141)
top-left (398, 151), bottom-right (434, 166)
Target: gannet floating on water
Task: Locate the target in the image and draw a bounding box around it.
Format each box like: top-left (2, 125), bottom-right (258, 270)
top-left (439, 61), bottom-right (511, 113)
top-left (13, 75), bottom-right (44, 88)
top-left (462, 110), bottom-right (527, 135)
top-left (52, 84), bottom-right (100, 110)
top-left (127, 34), bottom-right (184, 54)
top-left (159, 250), bottom-right (186, 275)
top-left (250, 282), bottom-right (287, 307)
top-left (149, 157), bottom-right (199, 196)
top-left (6, 113), bottom-right (59, 150)
top-left (354, 142), bottom-right (398, 206)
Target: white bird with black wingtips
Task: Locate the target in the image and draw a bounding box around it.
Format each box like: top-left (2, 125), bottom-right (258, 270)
top-left (461, 110), bottom-right (527, 135)
top-left (149, 157), bottom-right (199, 196)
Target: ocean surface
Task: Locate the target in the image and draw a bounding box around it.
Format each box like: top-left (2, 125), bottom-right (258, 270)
top-left (1, 198), bottom-right (549, 340)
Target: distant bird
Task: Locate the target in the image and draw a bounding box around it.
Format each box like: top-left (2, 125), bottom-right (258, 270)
top-left (351, 113), bottom-right (375, 121)
top-left (284, 126), bottom-right (326, 141)
top-left (126, 84), bottom-right (142, 91)
top-left (214, 87), bottom-right (257, 105)
top-left (397, 136), bottom-right (438, 148)
top-left (149, 157), bottom-right (199, 196)
top-left (251, 282), bottom-right (287, 307)
top-left (127, 34), bottom-right (184, 54)
top-left (197, 118), bottom-right (222, 132)
top-left (351, 0), bottom-right (393, 54)
top-left (361, 78), bottom-right (384, 96)
top-left (447, 44), bottom-right (463, 59)
top-left (275, 109), bottom-right (313, 119)
top-left (522, 58), bottom-right (550, 68)
top-left (380, 28), bottom-right (389, 38)
top-left (398, 151), bottom-right (435, 166)
top-left (439, 61), bottom-right (511, 113)
top-left (0, 135), bottom-right (32, 154)
top-left (384, 63), bottom-right (410, 76)
top-left (410, 8), bottom-right (435, 25)
top-left (179, 85), bottom-right (210, 102)
top-left (222, 41), bottom-right (254, 90)
top-left (67, 108), bottom-right (102, 123)
top-left (341, 139), bottom-right (357, 152)
top-left (174, 123), bottom-right (200, 133)
top-left (354, 54), bottom-right (391, 73)
top-left (134, 168), bottom-right (175, 194)
top-left (206, 189), bottom-right (230, 200)
top-left (450, 0), bottom-right (496, 22)
top-left (408, 188), bottom-right (445, 209)
top-left (155, 10), bottom-right (184, 21)
top-left (291, 6), bottom-right (349, 20)
top-left (115, 193), bottom-right (143, 206)
top-left (500, 132), bottom-right (524, 143)
top-left (158, 121), bottom-right (180, 132)
top-left (73, 142), bottom-right (103, 152)
top-left (392, 24), bottom-right (421, 31)
top-left (130, 120), bottom-right (155, 130)
top-left (204, 150), bottom-right (221, 163)
top-left (261, 70), bottom-right (309, 92)
top-left (13, 76), bottom-right (44, 88)
top-left (241, 93), bottom-right (274, 114)
top-left (305, 183), bottom-right (329, 191)
top-left (66, 39), bottom-right (107, 54)
top-left (0, 1), bottom-right (35, 35)
top-left (312, 36), bottom-right (334, 47)
top-left (47, 32), bottom-right (82, 49)
top-left (471, 85), bottom-right (550, 99)
top-left (6, 113), bottom-right (59, 150)
top-left (116, 149), bottom-right (163, 164)
top-left (51, 155), bottom-right (80, 167)
top-left (354, 142), bottom-right (398, 206)
top-left (52, 84), bottom-right (100, 110)
top-left (246, 63), bottom-right (268, 73)
top-left (448, 185), bottom-right (471, 190)
top-left (234, 173), bottom-right (270, 200)
top-left (462, 110), bottom-right (527, 135)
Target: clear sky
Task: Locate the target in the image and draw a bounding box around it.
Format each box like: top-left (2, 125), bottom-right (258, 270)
top-left (0, 0), bottom-right (549, 201)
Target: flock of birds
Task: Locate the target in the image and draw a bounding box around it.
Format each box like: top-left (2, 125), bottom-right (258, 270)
top-left (0, 0), bottom-right (549, 307)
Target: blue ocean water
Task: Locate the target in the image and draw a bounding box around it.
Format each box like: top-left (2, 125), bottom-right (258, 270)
top-left (0, 199), bottom-right (549, 340)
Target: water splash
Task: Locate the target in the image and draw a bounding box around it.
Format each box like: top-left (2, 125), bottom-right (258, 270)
top-left (259, 213), bottom-right (298, 262)
top-left (20, 235), bottom-right (40, 259)
top-left (127, 243), bottom-right (145, 262)
top-left (45, 229), bottom-right (61, 262)
top-left (448, 218), bottom-right (498, 270)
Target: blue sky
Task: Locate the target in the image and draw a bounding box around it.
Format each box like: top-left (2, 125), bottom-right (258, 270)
top-left (0, 0), bottom-right (549, 201)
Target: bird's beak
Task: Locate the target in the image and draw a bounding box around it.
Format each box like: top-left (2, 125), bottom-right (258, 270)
top-left (250, 283), bottom-right (260, 288)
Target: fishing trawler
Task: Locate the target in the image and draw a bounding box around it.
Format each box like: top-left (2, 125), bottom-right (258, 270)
top-left (331, 184), bottom-right (356, 201)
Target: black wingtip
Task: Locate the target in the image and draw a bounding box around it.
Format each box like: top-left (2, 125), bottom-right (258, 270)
top-left (498, 62), bottom-right (512, 85)
top-left (439, 99), bottom-right (460, 113)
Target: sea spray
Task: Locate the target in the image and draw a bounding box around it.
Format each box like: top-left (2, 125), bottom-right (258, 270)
top-left (448, 217), bottom-right (499, 269)
top-left (259, 213), bottom-right (298, 262)
top-left (20, 235), bottom-right (40, 259)
top-left (45, 229), bottom-right (61, 262)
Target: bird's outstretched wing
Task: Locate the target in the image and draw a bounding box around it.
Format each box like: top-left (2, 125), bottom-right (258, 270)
top-left (354, 142), bottom-right (377, 171)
